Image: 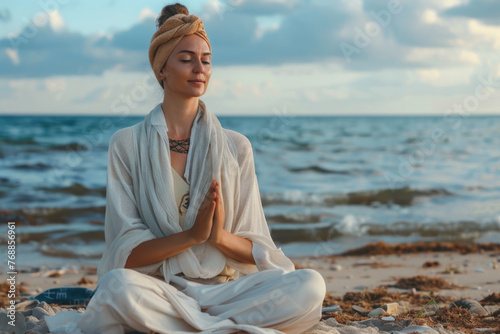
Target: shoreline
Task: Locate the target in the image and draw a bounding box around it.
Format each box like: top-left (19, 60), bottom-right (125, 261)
top-left (1, 241), bottom-right (499, 333)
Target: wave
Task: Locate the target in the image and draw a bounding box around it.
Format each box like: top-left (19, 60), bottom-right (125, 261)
top-left (287, 166), bottom-right (351, 174)
top-left (48, 142), bottom-right (90, 151)
top-left (0, 206), bottom-right (105, 225)
top-left (40, 240), bottom-right (104, 259)
top-left (13, 162), bottom-right (52, 170)
top-left (267, 213), bottom-right (326, 224)
top-left (0, 138), bottom-right (38, 145)
top-left (269, 217), bottom-right (500, 243)
top-left (261, 187), bottom-right (453, 207)
top-left (287, 165), bottom-right (377, 176)
top-left (36, 183), bottom-right (106, 197)
top-left (0, 224), bottom-right (104, 245)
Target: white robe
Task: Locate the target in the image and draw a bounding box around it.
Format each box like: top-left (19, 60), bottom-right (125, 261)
top-left (45, 102), bottom-right (325, 333)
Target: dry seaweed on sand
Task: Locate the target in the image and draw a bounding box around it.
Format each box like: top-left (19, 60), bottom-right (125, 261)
top-left (390, 275), bottom-right (465, 291)
top-left (322, 288), bottom-right (500, 334)
top-left (352, 261), bottom-right (405, 268)
top-left (340, 240), bottom-right (500, 256)
top-left (422, 261), bottom-right (440, 268)
top-left (480, 292), bottom-right (500, 305)
top-left (323, 287), bottom-right (460, 314)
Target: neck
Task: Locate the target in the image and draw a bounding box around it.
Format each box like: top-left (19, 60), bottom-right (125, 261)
top-left (162, 93), bottom-right (199, 139)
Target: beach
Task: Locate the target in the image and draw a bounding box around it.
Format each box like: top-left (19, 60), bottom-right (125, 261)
top-left (1, 116), bottom-right (500, 332)
top-left (2, 241), bottom-right (499, 333)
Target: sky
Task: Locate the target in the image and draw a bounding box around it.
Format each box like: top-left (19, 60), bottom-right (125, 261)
top-left (1, 0), bottom-right (500, 116)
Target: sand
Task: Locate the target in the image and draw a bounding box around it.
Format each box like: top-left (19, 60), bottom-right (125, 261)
top-left (1, 242), bottom-right (499, 333)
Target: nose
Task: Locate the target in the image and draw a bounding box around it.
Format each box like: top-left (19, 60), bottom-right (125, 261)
top-left (193, 58), bottom-right (204, 73)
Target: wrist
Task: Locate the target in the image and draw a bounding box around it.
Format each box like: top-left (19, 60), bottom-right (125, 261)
top-left (186, 229), bottom-right (206, 245)
top-left (209, 229), bottom-right (227, 246)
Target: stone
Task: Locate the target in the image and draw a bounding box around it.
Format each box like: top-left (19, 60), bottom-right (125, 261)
top-left (382, 302), bottom-right (406, 315)
top-left (15, 299), bottom-right (39, 311)
top-left (352, 305), bottom-right (371, 314)
top-left (322, 305), bottom-right (342, 314)
top-left (450, 299), bottom-right (489, 316)
top-left (398, 325), bottom-right (439, 333)
top-left (331, 264), bottom-right (342, 271)
top-left (368, 307), bottom-right (386, 317)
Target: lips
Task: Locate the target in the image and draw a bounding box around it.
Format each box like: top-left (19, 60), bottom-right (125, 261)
top-left (188, 79), bottom-right (205, 83)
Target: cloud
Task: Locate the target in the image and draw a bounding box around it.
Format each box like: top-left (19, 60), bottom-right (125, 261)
top-left (0, 7), bottom-right (11, 22)
top-left (203, 0), bottom-right (300, 20)
top-left (0, 10), bottom-right (151, 78)
top-left (48, 10), bottom-right (65, 32)
top-left (0, 23), bottom-right (116, 77)
top-left (72, 87), bottom-right (108, 104)
top-left (105, 17), bottom-right (156, 51)
top-left (0, 0), bottom-right (497, 80)
top-left (443, 0), bottom-right (500, 25)
top-left (205, 1), bottom-right (351, 65)
top-left (5, 48), bottom-right (19, 65)
top-left (139, 8), bottom-right (157, 23)
top-left (361, 0), bottom-right (457, 48)
top-left (231, 0), bottom-right (300, 15)
top-left (466, 19), bottom-right (500, 50)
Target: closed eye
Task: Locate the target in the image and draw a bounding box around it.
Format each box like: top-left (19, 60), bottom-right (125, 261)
top-left (180, 59), bottom-right (211, 65)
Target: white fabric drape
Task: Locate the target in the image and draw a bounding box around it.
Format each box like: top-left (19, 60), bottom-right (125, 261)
top-left (97, 101), bottom-right (295, 283)
top-left (44, 101), bottom-right (325, 334)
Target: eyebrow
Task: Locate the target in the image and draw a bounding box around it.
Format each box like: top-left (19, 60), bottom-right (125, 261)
top-left (177, 50), bottom-right (211, 56)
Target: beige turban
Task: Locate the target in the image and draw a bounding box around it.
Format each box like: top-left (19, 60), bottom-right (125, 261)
top-left (149, 13), bottom-right (211, 86)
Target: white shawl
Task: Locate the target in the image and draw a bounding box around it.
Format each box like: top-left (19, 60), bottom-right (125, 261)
top-left (97, 101), bottom-right (294, 283)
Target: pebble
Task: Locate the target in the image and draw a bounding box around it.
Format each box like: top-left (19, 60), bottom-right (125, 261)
top-left (398, 325), bottom-right (439, 333)
top-left (368, 307), bottom-right (386, 317)
top-left (473, 329), bottom-right (496, 333)
top-left (475, 268), bottom-right (485, 273)
top-left (382, 302), bottom-right (406, 315)
top-left (352, 305), bottom-right (371, 314)
top-left (78, 276), bottom-right (95, 285)
top-left (421, 311), bottom-right (436, 316)
top-left (42, 269), bottom-right (65, 278)
top-left (322, 305), bottom-right (342, 314)
top-left (15, 299), bottom-right (39, 311)
top-left (449, 299), bottom-right (489, 316)
top-left (381, 316), bottom-right (395, 323)
top-left (331, 264), bottom-right (342, 271)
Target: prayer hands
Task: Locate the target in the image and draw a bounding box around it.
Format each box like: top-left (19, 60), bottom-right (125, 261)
top-left (188, 180), bottom-right (217, 244)
top-left (209, 180), bottom-right (225, 245)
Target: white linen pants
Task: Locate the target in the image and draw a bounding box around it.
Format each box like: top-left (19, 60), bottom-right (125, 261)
top-left (72, 268), bottom-right (325, 334)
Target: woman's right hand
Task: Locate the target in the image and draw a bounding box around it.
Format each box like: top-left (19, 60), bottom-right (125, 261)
top-left (188, 180), bottom-right (217, 244)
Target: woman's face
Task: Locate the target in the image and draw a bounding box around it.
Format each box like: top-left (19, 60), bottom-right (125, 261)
top-left (159, 34), bottom-right (212, 98)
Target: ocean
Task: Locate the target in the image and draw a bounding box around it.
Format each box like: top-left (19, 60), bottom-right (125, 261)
top-left (1, 114), bottom-right (499, 269)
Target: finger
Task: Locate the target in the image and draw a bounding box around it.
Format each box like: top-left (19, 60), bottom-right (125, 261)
top-left (209, 200), bottom-right (216, 215)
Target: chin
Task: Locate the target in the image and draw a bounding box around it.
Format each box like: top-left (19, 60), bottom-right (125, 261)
top-left (185, 88), bottom-right (207, 98)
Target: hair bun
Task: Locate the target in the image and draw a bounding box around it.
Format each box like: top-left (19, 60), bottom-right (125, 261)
top-left (157, 3), bottom-right (189, 28)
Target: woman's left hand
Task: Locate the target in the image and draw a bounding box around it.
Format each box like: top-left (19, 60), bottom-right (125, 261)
top-left (207, 180), bottom-right (256, 264)
top-left (209, 180), bottom-right (225, 245)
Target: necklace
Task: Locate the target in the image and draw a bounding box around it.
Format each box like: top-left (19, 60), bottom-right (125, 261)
top-left (169, 137), bottom-right (190, 154)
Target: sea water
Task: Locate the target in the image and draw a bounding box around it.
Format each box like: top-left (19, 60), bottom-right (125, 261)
top-left (0, 114), bottom-right (499, 268)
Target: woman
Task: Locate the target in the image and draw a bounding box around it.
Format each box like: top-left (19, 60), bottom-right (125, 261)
top-left (46, 3), bottom-right (325, 334)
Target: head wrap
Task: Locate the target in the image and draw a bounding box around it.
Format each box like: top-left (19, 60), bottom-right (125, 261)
top-left (149, 13), bottom-right (211, 86)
